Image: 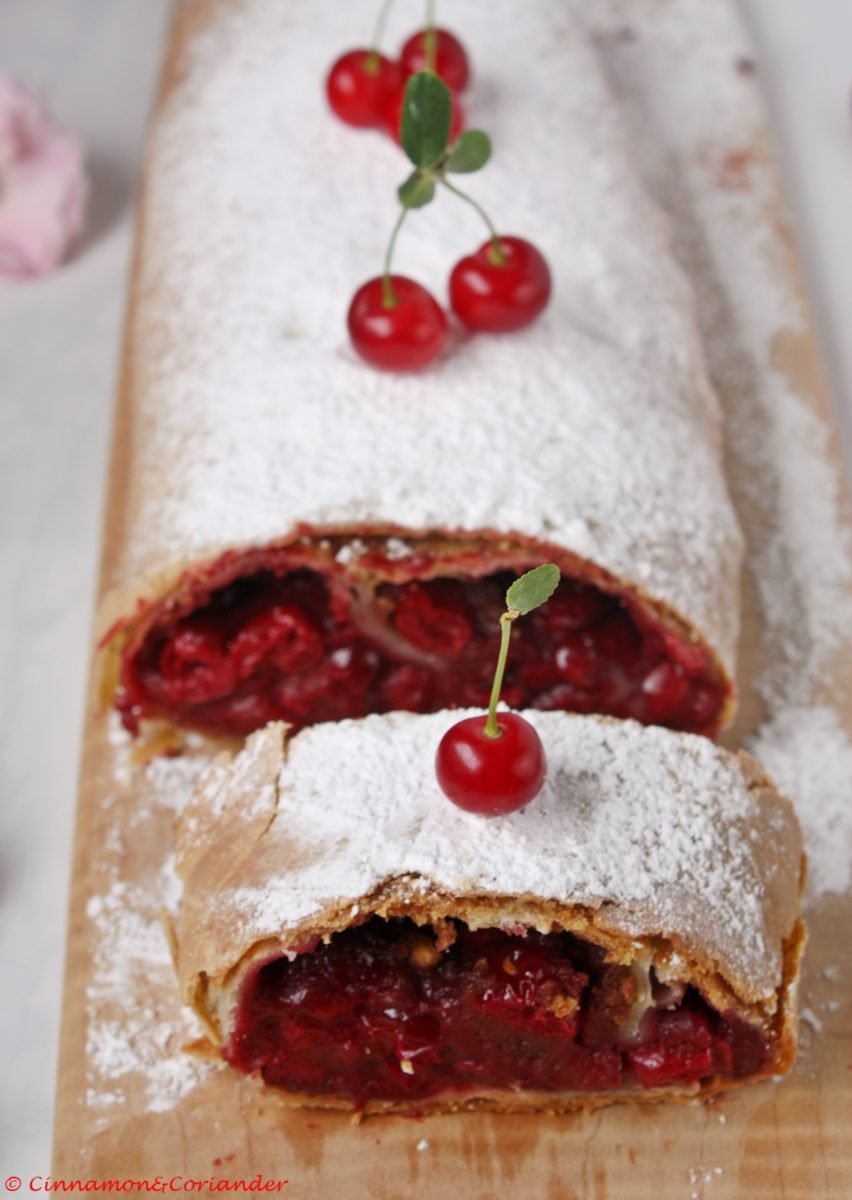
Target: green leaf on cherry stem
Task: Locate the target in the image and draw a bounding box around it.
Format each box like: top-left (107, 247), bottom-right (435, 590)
top-left (398, 170), bottom-right (437, 209)
top-left (401, 71), bottom-right (452, 169)
top-left (506, 564), bottom-right (561, 617)
top-left (445, 130), bottom-right (492, 174)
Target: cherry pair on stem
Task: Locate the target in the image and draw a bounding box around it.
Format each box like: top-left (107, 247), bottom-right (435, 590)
top-left (348, 72), bottom-right (552, 371)
top-left (326, 0), bottom-right (470, 138)
top-left (436, 564), bottom-right (560, 818)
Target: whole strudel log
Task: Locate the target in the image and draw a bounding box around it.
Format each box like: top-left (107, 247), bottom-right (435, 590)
top-left (175, 713), bottom-right (805, 1115)
top-left (99, 0), bottom-right (743, 741)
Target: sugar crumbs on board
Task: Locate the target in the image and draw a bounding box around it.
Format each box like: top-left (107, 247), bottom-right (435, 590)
top-left (84, 742), bottom-right (218, 1122)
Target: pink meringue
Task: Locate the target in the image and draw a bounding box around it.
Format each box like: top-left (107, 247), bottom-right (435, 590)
top-left (0, 74), bottom-right (89, 280)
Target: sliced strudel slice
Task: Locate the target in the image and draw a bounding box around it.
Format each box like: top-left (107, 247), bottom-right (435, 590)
top-left (175, 712), bottom-right (804, 1115)
top-left (99, 0), bottom-right (741, 743)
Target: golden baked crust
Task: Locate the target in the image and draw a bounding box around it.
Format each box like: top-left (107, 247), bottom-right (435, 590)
top-left (174, 714), bottom-right (805, 1114)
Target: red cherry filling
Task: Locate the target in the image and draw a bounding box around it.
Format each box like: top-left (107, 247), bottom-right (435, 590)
top-left (157, 617), bottom-right (236, 705)
top-left (393, 580), bottom-right (472, 657)
top-left (224, 919), bottom-right (773, 1107)
top-left (435, 713), bottom-right (546, 816)
top-left (641, 661), bottom-right (689, 722)
top-left (116, 561), bottom-right (728, 739)
top-left (450, 236), bottom-right (552, 333)
top-left (326, 50), bottom-right (402, 128)
top-left (348, 276), bottom-right (448, 372)
top-left (230, 605), bottom-right (324, 677)
top-left (399, 28), bottom-right (471, 93)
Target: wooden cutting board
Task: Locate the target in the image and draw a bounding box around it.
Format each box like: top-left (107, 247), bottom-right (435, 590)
top-left (53, 1), bottom-right (852, 1195)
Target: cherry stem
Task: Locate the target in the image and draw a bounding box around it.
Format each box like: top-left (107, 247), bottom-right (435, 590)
top-left (382, 206), bottom-right (409, 307)
top-left (438, 177), bottom-right (506, 265)
top-left (367, 0), bottom-right (396, 67)
top-left (484, 609), bottom-right (518, 739)
top-left (425, 0), bottom-right (438, 72)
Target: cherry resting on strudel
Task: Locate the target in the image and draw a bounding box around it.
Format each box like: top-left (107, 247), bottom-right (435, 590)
top-left (174, 715), bottom-right (804, 1114)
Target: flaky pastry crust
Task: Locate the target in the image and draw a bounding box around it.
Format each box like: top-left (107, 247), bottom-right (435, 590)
top-left (174, 714), bottom-right (805, 1115)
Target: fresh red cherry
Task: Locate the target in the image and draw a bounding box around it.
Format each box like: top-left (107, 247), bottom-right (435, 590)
top-left (400, 28), bottom-right (471, 92)
top-left (348, 275), bottom-right (448, 371)
top-left (383, 83), bottom-right (464, 147)
top-left (449, 236), bottom-right (552, 333)
top-left (326, 50), bottom-right (402, 128)
top-left (434, 564), bottom-right (559, 816)
top-left (436, 712), bottom-right (546, 816)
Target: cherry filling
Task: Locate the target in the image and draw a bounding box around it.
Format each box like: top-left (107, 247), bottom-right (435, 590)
top-left (116, 559), bottom-right (728, 738)
top-left (225, 919), bottom-right (773, 1106)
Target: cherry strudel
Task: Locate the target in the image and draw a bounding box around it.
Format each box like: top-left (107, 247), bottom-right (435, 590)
top-left (98, 0), bottom-right (743, 743)
top-left (175, 713), bottom-right (804, 1114)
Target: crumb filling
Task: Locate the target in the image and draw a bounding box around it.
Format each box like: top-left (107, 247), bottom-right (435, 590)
top-left (117, 557), bottom-right (728, 738)
top-left (224, 918), bottom-right (772, 1105)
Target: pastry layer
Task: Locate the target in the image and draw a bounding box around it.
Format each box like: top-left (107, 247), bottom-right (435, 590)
top-left (175, 714), bottom-right (805, 1113)
top-left (99, 0), bottom-right (743, 740)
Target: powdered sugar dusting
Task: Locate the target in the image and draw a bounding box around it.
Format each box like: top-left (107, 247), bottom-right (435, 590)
top-left (579, 0), bottom-right (852, 901)
top-left (86, 872), bottom-right (214, 1118)
top-left (117, 0), bottom-right (742, 675)
top-left (750, 707), bottom-right (852, 897)
top-left (205, 713), bottom-right (800, 1001)
top-left (84, 756), bottom-right (217, 1120)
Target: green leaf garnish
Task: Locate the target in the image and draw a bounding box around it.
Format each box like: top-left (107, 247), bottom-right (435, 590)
top-left (482, 564), bottom-right (562, 739)
top-left (445, 130), bottom-right (492, 174)
top-left (506, 564), bottom-right (561, 616)
top-left (401, 71), bottom-right (452, 169)
top-left (398, 170), bottom-right (437, 210)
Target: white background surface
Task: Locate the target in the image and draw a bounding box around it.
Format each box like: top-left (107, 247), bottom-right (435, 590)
top-left (1, 0), bottom-right (851, 1176)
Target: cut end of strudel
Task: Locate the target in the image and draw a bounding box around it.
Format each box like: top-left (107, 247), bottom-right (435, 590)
top-left (99, 0), bottom-right (743, 745)
top-left (175, 711), bottom-right (805, 1115)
